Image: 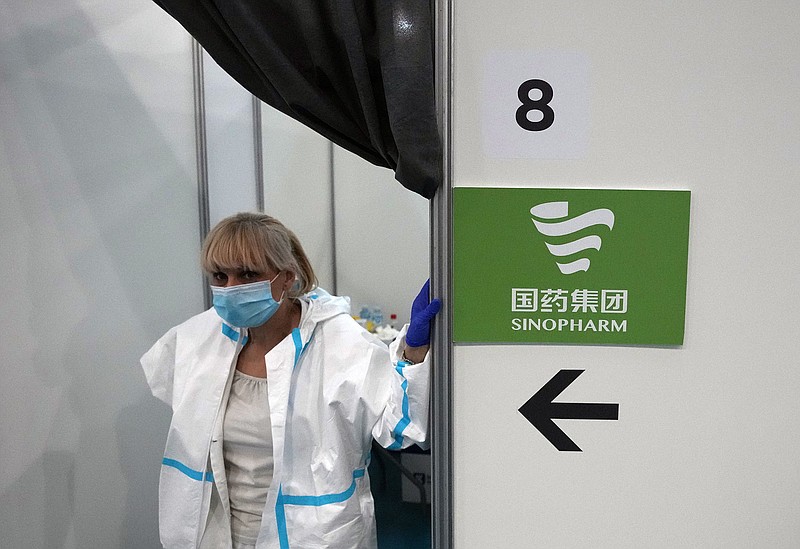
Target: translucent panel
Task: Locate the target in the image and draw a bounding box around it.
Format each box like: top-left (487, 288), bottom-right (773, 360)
top-left (333, 145), bottom-right (430, 327)
top-left (0, 3), bottom-right (202, 548)
top-left (260, 105), bottom-right (335, 290)
top-left (204, 50), bottom-right (258, 226)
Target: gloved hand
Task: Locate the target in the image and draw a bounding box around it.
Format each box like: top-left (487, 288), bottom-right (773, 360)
top-left (405, 279), bottom-right (442, 348)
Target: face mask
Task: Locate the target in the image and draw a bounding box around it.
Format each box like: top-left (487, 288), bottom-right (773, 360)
top-left (211, 273), bottom-right (284, 328)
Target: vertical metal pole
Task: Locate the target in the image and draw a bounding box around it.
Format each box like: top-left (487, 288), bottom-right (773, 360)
top-left (329, 141), bottom-right (338, 295)
top-left (193, 39), bottom-right (212, 310)
top-left (432, 0), bottom-right (453, 546)
top-left (252, 96), bottom-right (265, 212)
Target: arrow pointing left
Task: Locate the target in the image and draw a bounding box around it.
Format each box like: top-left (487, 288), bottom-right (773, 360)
top-left (518, 369), bottom-right (619, 452)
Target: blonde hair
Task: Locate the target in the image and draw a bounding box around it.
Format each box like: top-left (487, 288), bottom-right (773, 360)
top-left (201, 212), bottom-right (318, 298)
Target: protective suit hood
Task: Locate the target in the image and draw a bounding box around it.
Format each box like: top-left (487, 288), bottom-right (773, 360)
top-left (300, 287), bottom-right (352, 326)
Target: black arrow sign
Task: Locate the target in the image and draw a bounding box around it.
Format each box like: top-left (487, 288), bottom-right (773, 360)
top-left (518, 369), bottom-right (619, 452)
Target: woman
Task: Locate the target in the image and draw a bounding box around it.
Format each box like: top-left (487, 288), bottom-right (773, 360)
top-left (141, 212), bottom-right (439, 549)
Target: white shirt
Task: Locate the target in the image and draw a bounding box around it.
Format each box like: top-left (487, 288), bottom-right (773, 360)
top-left (223, 370), bottom-right (273, 545)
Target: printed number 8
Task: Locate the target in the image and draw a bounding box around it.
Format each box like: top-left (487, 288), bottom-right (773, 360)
top-left (516, 79), bottom-right (555, 132)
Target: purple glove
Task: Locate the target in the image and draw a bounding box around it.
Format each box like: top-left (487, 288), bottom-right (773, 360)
top-left (405, 280), bottom-right (442, 347)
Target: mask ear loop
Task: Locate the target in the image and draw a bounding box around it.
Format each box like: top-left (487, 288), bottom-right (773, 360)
top-left (281, 271), bottom-right (302, 301)
top-left (271, 271), bottom-right (287, 304)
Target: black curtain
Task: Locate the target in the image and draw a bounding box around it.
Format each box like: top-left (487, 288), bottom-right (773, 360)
top-left (152, 0), bottom-right (440, 199)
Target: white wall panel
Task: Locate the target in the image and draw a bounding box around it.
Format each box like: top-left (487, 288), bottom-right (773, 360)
top-left (451, 2), bottom-right (800, 547)
top-left (0, 2), bottom-right (201, 547)
top-left (333, 146), bottom-right (430, 327)
top-left (204, 51), bottom-right (258, 226)
top-left (261, 106), bottom-right (335, 290)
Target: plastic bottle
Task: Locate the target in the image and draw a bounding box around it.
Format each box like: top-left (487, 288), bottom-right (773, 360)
top-left (371, 307), bottom-right (383, 327)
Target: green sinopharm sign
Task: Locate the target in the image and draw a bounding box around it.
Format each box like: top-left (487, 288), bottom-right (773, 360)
top-left (453, 187), bottom-right (691, 345)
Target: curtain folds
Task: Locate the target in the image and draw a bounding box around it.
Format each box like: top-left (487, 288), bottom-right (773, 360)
top-left (153, 0), bottom-right (440, 198)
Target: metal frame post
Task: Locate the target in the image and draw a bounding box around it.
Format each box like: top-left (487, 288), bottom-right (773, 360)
top-left (253, 96), bottom-right (265, 212)
top-left (432, 0), bottom-right (453, 546)
top-left (192, 39), bottom-right (212, 309)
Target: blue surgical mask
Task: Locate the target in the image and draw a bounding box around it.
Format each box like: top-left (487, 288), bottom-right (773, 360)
top-left (211, 273), bottom-right (284, 328)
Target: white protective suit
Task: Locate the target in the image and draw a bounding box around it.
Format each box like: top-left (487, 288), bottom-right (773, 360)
top-left (140, 290), bottom-right (430, 549)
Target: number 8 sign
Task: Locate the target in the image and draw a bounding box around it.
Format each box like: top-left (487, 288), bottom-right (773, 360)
top-left (482, 51), bottom-right (590, 159)
top-left (516, 79), bottom-right (555, 132)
